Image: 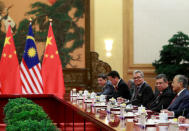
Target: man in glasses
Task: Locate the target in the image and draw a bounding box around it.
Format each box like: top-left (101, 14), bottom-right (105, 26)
top-left (130, 70), bottom-right (154, 107)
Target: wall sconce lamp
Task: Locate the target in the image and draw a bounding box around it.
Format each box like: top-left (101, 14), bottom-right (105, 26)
top-left (104, 39), bottom-right (113, 57)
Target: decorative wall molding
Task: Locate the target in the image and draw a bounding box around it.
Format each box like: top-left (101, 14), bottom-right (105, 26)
top-left (90, 52), bottom-right (112, 92)
top-left (123, 0), bottom-right (156, 89)
top-left (64, 52), bottom-right (112, 93)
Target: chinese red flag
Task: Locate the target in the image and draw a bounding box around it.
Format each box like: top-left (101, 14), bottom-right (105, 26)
top-left (42, 24), bottom-right (65, 99)
top-left (0, 25), bottom-right (21, 94)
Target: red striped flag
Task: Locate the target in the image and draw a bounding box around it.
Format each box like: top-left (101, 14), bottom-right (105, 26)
top-left (20, 24), bottom-right (43, 94)
top-left (0, 25), bottom-right (21, 94)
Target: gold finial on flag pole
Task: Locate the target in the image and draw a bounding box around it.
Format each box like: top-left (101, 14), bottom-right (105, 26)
top-left (49, 19), bottom-right (53, 25)
top-left (7, 20), bottom-right (12, 32)
top-left (29, 18), bottom-right (32, 25)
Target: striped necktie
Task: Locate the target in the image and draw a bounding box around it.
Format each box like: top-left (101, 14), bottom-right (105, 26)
top-left (170, 95), bottom-right (178, 105)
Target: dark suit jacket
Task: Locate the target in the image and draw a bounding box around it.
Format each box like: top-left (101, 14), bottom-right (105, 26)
top-left (98, 80), bottom-right (115, 96)
top-left (148, 86), bottom-right (176, 112)
top-left (108, 79), bottom-right (131, 100)
top-left (174, 108), bottom-right (189, 118)
top-left (167, 89), bottom-right (189, 117)
top-left (130, 82), bottom-right (154, 107)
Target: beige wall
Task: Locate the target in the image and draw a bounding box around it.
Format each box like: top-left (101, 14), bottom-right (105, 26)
top-left (92, 0), bottom-right (123, 77)
top-left (133, 0), bottom-right (189, 64)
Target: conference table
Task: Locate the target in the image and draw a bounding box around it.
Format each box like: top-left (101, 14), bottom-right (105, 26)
top-left (67, 96), bottom-right (171, 131)
top-left (0, 94), bottom-right (184, 131)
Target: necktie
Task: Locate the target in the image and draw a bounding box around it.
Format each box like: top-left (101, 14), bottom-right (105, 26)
top-left (167, 95), bottom-right (178, 110)
top-left (149, 92), bottom-right (161, 107)
top-left (132, 87), bottom-right (139, 101)
top-left (115, 85), bottom-right (118, 91)
top-left (155, 92), bottom-right (162, 100)
top-left (170, 95), bottom-right (178, 105)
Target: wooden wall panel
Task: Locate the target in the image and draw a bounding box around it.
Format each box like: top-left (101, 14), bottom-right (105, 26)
top-left (123, 0), bottom-right (156, 90)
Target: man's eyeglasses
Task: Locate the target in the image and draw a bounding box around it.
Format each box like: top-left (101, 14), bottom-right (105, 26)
top-left (133, 76), bottom-right (142, 80)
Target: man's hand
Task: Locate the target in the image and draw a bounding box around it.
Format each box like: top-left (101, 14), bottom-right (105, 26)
top-left (178, 116), bottom-right (186, 123)
top-left (117, 97), bottom-right (125, 103)
top-left (161, 109), bottom-right (174, 117)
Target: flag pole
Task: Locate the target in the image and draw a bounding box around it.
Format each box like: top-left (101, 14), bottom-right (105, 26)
top-left (29, 18), bottom-right (32, 25)
top-left (49, 19), bottom-right (53, 26)
top-left (8, 20), bottom-right (11, 28)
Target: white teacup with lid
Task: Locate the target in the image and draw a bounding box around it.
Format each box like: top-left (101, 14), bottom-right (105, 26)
top-left (159, 112), bottom-right (168, 123)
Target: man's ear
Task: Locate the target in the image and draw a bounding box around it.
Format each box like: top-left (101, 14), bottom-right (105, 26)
top-left (179, 82), bottom-right (183, 88)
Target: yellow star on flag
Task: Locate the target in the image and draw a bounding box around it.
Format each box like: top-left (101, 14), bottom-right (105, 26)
top-left (8, 54), bottom-right (12, 58)
top-left (27, 47), bottom-right (36, 58)
top-left (3, 53), bottom-right (6, 57)
top-left (4, 37), bottom-right (11, 47)
top-left (46, 37), bottom-right (52, 46)
top-left (50, 55), bottom-right (54, 59)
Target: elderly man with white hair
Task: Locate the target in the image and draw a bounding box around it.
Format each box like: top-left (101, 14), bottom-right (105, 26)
top-left (161, 75), bottom-right (189, 118)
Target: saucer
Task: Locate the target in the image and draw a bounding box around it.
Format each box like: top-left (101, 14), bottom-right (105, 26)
top-left (93, 103), bottom-right (107, 107)
top-left (111, 111), bottom-right (120, 115)
top-left (135, 122), bottom-right (156, 127)
top-left (84, 100), bottom-right (92, 103)
top-left (70, 95), bottom-right (77, 97)
top-left (178, 124), bottom-right (189, 127)
top-left (124, 113), bottom-right (135, 118)
top-left (157, 121), bottom-right (170, 124)
top-left (77, 97), bottom-right (83, 100)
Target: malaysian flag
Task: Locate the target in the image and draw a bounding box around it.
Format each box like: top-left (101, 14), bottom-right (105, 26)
top-left (20, 24), bottom-right (43, 94)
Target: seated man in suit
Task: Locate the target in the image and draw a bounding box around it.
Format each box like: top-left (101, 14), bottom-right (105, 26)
top-left (148, 74), bottom-right (175, 112)
top-left (130, 70), bottom-right (154, 107)
top-left (97, 74), bottom-right (115, 97)
top-left (161, 75), bottom-right (189, 118)
top-left (107, 71), bottom-right (131, 100)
